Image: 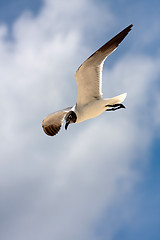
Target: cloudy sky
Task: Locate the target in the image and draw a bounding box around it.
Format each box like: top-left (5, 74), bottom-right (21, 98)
top-left (0, 0), bottom-right (160, 239)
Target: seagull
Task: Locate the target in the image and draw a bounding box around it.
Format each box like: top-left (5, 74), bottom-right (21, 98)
top-left (42, 24), bottom-right (133, 136)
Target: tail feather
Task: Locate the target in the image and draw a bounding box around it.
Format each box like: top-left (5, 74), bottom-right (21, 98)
top-left (105, 93), bottom-right (127, 105)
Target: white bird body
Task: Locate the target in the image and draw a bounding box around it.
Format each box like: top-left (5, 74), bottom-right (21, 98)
top-left (42, 25), bottom-right (133, 136)
top-left (75, 99), bottom-right (106, 123)
top-left (75, 93), bottom-right (127, 123)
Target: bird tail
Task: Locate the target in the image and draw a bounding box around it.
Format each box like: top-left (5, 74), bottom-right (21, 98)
top-left (104, 93), bottom-right (127, 105)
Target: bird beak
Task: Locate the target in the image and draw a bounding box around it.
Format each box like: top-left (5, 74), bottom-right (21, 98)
top-left (65, 120), bottom-right (70, 130)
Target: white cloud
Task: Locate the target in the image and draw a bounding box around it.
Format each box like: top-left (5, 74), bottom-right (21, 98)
top-left (0, 0), bottom-right (160, 240)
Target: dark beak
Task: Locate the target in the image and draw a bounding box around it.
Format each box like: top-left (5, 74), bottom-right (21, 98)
top-left (65, 120), bottom-right (70, 130)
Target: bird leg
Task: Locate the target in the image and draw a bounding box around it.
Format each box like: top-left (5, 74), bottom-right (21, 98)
top-left (105, 103), bottom-right (126, 111)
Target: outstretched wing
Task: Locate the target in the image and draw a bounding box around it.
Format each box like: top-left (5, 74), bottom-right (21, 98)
top-left (75, 24), bottom-right (133, 106)
top-left (42, 107), bottom-right (72, 136)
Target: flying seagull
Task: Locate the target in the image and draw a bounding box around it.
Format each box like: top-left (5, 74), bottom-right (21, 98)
top-left (42, 24), bottom-right (133, 136)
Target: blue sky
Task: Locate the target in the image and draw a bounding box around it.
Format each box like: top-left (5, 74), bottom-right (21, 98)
top-left (0, 0), bottom-right (160, 240)
top-left (0, 0), bottom-right (43, 24)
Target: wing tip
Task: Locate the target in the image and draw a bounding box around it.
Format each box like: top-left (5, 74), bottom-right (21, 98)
top-left (126, 24), bottom-right (133, 33)
top-left (116, 23), bottom-right (133, 44)
top-left (128, 24), bottom-right (133, 29)
top-left (42, 124), bottom-right (61, 136)
top-left (42, 116), bottom-right (62, 136)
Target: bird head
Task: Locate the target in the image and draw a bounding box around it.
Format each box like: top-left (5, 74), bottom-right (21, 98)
top-left (65, 111), bottom-right (77, 130)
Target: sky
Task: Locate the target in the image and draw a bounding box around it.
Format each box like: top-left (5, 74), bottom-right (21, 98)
top-left (0, 0), bottom-right (160, 240)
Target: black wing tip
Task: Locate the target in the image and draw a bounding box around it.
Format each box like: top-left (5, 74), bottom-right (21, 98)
top-left (126, 24), bottom-right (133, 32)
top-left (117, 23), bottom-right (133, 38)
top-left (96, 23), bottom-right (133, 55)
top-left (121, 24), bottom-right (133, 37)
top-left (76, 24), bottom-right (133, 72)
top-left (110, 23), bottom-right (133, 48)
top-left (128, 24), bottom-right (133, 28)
top-left (42, 124), bottom-right (61, 136)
